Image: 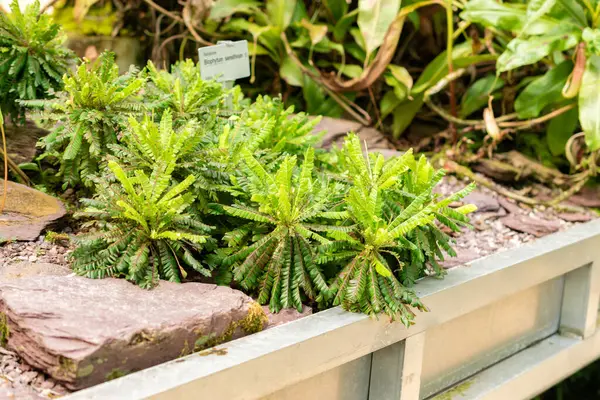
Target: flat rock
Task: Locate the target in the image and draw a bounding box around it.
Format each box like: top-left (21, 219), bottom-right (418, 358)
top-left (313, 117), bottom-right (394, 150)
top-left (262, 305), bottom-right (312, 329)
top-left (0, 276), bottom-right (267, 390)
top-left (440, 248), bottom-right (480, 269)
top-left (497, 197), bottom-right (523, 214)
top-left (463, 192), bottom-right (500, 213)
top-left (556, 213), bottom-right (593, 223)
top-left (500, 215), bottom-right (561, 237)
top-left (0, 182), bottom-right (66, 241)
top-left (0, 262), bottom-right (72, 280)
top-left (569, 186), bottom-right (600, 208)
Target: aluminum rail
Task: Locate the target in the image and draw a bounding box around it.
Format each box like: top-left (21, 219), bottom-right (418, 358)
top-left (66, 219), bottom-right (600, 400)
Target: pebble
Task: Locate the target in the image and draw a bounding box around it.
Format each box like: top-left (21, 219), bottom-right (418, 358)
top-left (0, 349), bottom-right (65, 398)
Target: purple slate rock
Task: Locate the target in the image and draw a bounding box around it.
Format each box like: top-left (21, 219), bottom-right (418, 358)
top-left (0, 276), bottom-right (267, 390)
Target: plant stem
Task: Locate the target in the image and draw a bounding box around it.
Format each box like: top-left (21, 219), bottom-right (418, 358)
top-left (445, 160), bottom-right (590, 212)
top-left (446, 0), bottom-right (457, 142)
top-left (499, 104), bottom-right (576, 129)
top-left (0, 113), bottom-right (6, 214)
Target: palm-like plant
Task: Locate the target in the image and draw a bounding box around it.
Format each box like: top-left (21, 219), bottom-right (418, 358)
top-left (72, 159), bottom-right (212, 288)
top-left (220, 147), bottom-right (343, 312)
top-left (390, 154), bottom-right (475, 284)
top-left (242, 96), bottom-right (324, 155)
top-left (111, 110), bottom-right (203, 177)
top-left (144, 59), bottom-right (229, 125)
top-left (0, 0), bottom-right (75, 123)
top-left (325, 135), bottom-right (476, 325)
top-left (24, 51), bottom-right (145, 188)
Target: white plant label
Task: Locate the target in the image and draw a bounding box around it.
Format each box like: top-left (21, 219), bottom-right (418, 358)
top-left (198, 40), bottom-right (250, 82)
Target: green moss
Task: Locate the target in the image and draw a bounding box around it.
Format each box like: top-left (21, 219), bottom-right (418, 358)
top-left (193, 303), bottom-right (267, 352)
top-left (106, 368), bottom-right (128, 381)
top-left (129, 330), bottom-right (154, 345)
top-left (76, 364), bottom-right (94, 378)
top-left (58, 357), bottom-right (77, 379)
top-left (434, 379), bottom-right (474, 400)
top-left (0, 313), bottom-right (9, 347)
top-left (179, 340), bottom-right (191, 358)
top-left (194, 333), bottom-right (216, 350)
top-left (241, 302), bottom-right (269, 334)
top-left (45, 231), bottom-right (70, 244)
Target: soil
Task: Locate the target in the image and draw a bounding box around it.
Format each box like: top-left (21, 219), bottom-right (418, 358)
top-left (0, 176), bottom-right (596, 398)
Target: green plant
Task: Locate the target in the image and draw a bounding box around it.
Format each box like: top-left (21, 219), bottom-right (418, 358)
top-left (242, 95), bottom-right (324, 155)
top-left (25, 51), bottom-right (145, 188)
top-left (391, 154), bottom-right (475, 284)
top-left (144, 59), bottom-right (232, 125)
top-left (218, 147), bottom-right (340, 312)
top-left (324, 135), bottom-right (475, 323)
top-left (460, 0), bottom-right (600, 168)
top-left (63, 54), bottom-right (478, 324)
top-left (111, 111), bottom-right (203, 177)
top-left (72, 129), bottom-right (213, 287)
top-left (0, 0), bottom-right (75, 123)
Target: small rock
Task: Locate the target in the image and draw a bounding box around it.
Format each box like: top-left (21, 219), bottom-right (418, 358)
top-left (39, 380), bottom-right (55, 390)
top-left (497, 197), bottom-right (523, 214)
top-left (18, 371), bottom-right (38, 385)
top-left (557, 213), bottom-right (593, 223)
top-left (463, 192), bottom-right (500, 213)
top-left (440, 248), bottom-right (480, 269)
top-left (0, 182), bottom-right (66, 242)
top-left (261, 305), bottom-right (312, 329)
top-left (500, 215), bottom-right (561, 237)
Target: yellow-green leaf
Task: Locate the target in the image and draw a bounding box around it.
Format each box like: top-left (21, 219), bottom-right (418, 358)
top-left (357, 0), bottom-right (401, 57)
top-left (373, 257), bottom-right (391, 277)
top-left (580, 55), bottom-right (600, 151)
top-left (301, 19), bottom-right (328, 46)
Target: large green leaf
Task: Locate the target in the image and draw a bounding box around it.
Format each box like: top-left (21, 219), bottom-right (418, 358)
top-left (381, 90), bottom-right (403, 118)
top-left (580, 55), bottom-right (600, 151)
top-left (302, 75), bottom-right (345, 117)
top-left (460, 75), bottom-right (505, 118)
top-left (391, 94), bottom-right (423, 137)
top-left (209, 0), bottom-right (260, 20)
top-left (333, 9), bottom-right (358, 41)
top-left (324, 0), bottom-right (349, 22)
top-left (384, 65), bottom-right (413, 104)
top-left (461, 0), bottom-right (563, 35)
top-left (556, 0), bottom-right (587, 27)
top-left (266, 0), bottom-right (297, 30)
top-left (280, 56), bottom-right (304, 87)
top-left (497, 29), bottom-right (580, 72)
top-left (514, 60), bottom-right (573, 119)
top-left (412, 41), bottom-right (473, 94)
top-left (546, 106), bottom-right (578, 156)
top-left (521, 0), bottom-right (557, 34)
top-left (357, 0), bottom-right (402, 57)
